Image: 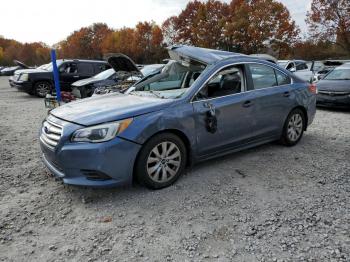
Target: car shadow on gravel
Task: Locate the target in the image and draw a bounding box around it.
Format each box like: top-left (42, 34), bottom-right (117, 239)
top-left (316, 106), bottom-right (350, 113)
top-left (60, 142), bottom-right (284, 203)
top-left (48, 127), bottom-right (333, 206)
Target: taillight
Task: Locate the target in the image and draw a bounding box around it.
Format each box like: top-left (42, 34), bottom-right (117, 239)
top-left (308, 83), bottom-right (317, 94)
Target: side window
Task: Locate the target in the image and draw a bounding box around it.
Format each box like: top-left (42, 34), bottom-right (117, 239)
top-left (59, 62), bottom-right (78, 74)
top-left (296, 63), bottom-right (308, 71)
top-left (249, 64), bottom-right (277, 89)
top-left (286, 63), bottom-right (295, 70)
top-left (95, 63), bottom-right (111, 73)
top-left (78, 63), bottom-right (94, 75)
top-left (196, 65), bottom-right (244, 100)
top-left (275, 70), bottom-right (291, 86)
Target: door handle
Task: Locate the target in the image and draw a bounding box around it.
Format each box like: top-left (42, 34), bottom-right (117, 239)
top-left (242, 100), bottom-right (253, 108)
top-left (73, 75), bottom-right (79, 78)
top-left (283, 91), bottom-right (290, 97)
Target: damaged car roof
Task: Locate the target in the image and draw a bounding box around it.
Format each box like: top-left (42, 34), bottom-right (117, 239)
top-left (168, 45), bottom-right (239, 65)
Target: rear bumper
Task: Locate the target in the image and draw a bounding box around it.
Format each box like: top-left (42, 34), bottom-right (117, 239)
top-left (40, 135), bottom-right (142, 188)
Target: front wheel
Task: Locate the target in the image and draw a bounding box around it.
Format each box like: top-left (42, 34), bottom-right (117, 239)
top-left (280, 108), bottom-right (305, 146)
top-left (34, 81), bottom-right (52, 98)
top-left (135, 133), bottom-right (187, 189)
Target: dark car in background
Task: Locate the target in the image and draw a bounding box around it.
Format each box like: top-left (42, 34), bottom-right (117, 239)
top-left (72, 63), bottom-right (164, 98)
top-left (1, 60), bottom-right (30, 76)
top-left (11, 59), bottom-right (109, 97)
top-left (316, 63), bottom-right (350, 108)
top-left (39, 45), bottom-right (316, 189)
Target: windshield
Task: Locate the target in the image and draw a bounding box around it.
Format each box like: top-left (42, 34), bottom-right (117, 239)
top-left (37, 63), bottom-right (50, 70)
top-left (278, 62), bottom-right (288, 68)
top-left (324, 68), bottom-right (350, 80)
top-left (126, 61), bottom-right (205, 99)
top-left (140, 64), bottom-right (164, 77)
top-left (93, 68), bottom-right (115, 80)
top-left (45, 61), bottom-right (63, 72)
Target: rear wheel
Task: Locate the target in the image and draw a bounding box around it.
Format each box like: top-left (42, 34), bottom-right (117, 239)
top-left (280, 108), bottom-right (305, 146)
top-left (34, 81), bottom-right (51, 98)
top-left (135, 133), bottom-right (187, 189)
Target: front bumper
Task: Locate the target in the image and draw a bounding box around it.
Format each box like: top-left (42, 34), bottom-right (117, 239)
top-left (12, 80), bottom-right (32, 92)
top-left (40, 133), bottom-right (141, 187)
top-left (317, 93), bottom-right (350, 108)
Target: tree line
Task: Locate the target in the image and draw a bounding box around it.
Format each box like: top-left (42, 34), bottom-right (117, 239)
top-left (0, 0), bottom-right (349, 66)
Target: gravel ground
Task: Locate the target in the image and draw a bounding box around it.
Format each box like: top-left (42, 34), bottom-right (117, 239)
top-left (0, 76), bottom-right (349, 262)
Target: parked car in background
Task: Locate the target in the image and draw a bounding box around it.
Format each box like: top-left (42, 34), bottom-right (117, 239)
top-left (1, 60), bottom-right (30, 76)
top-left (311, 60), bottom-right (348, 82)
top-left (39, 45), bottom-right (316, 189)
top-left (9, 63), bottom-right (50, 87)
top-left (278, 60), bottom-right (314, 82)
top-left (71, 54), bottom-right (142, 98)
top-left (11, 59), bottom-right (109, 97)
top-left (92, 63), bottom-right (165, 96)
top-left (316, 63), bottom-right (350, 108)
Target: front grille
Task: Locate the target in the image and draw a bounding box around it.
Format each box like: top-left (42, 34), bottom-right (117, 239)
top-left (40, 119), bottom-right (63, 149)
top-left (318, 90), bottom-right (350, 96)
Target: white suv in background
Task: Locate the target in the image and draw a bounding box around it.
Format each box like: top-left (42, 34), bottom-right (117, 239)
top-left (278, 60), bottom-right (314, 82)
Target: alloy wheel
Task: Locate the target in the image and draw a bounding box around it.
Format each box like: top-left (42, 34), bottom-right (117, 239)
top-left (36, 83), bottom-right (50, 97)
top-left (287, 113), bottom-right (303, 142)
top-left (146, 141), bottom-right (181, 183)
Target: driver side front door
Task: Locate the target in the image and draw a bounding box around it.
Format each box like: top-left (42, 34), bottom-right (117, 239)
top-left (192, 64), bottom-right (256, 158)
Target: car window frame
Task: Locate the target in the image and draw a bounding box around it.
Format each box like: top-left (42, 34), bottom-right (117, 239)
top-left (191, 63), bottom-right (248, 103)
top-left (77, 62), bottom-right (95, 75)
top-left (247, 63), bottom-right (293, 91)
top-left (191, 62), bottom-right (293, 103)
top-left (59, 62), bottom-right (78, 75)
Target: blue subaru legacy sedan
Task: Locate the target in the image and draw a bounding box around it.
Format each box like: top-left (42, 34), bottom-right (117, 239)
top-left (39, 45), bottom-right (317, 189)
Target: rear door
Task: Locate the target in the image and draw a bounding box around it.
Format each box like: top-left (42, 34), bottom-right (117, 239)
top-left (246, 63), bottom-right (295, 139)
top-left (77, 62), bottom-right (95, 80)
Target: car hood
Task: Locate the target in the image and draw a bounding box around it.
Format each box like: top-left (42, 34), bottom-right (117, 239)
top-left (51, 93), bottom-right (173, 126)
top-left (316, 79), bottom-right (350, 92)
top-left (14, 60), bottom-right (30, 69)
top-left (15, 68), bottom-right (48, 74)
top-left (72, 77), bottom-right (103, 87)
top-left (168, 45), bottom-right (238, 65)
top-left (107, 54), bottom-right (140, 74)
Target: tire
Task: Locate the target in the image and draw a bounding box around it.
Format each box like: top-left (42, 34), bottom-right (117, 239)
top-left (34, 81), bottom-right (52, 98)
top-left (135, 133), bottom-right (187, 189)
top-left (280, 108), bottom-right (305, 146)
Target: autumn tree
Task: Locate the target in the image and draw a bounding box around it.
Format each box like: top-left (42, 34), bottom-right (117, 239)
top-left (306, 0), bottom-right (350, 54)
top-left (102, 27), bottom-right (136, 58)
top-left (225, 0), bottom-right (300, 55)
top-left (58, 23), bottom-right (112, 59)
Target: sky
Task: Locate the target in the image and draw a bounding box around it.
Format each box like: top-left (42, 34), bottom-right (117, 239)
top-left (0, 0), bottom-right (311, 46)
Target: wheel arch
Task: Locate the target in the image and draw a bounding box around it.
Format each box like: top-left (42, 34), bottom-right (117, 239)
top-left (132, 128), bottom-right (193, 183)
top-left (290, 105), bottom-right (308, 131)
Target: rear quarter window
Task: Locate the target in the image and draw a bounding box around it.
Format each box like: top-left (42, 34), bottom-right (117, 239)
top-left (275, 70), bottom-right (291, 86)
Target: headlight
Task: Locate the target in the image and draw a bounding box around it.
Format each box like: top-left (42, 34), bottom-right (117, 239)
top-left (71, 118), bottom-right (133, 143)
top-left (19, 73), bottom-right (29, 81)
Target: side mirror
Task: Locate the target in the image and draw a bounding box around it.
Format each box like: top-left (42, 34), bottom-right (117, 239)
top-left (289, 67), bottom-right (296, 73)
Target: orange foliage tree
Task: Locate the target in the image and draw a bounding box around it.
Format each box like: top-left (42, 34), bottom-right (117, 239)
top-left (0, 37), bottom-right (50, 66)
top-left (306, 0), bottom-right (350, 55)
